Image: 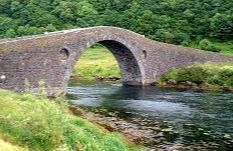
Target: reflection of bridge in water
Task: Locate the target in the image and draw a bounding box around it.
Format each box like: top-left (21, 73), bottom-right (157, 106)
top-left (0, 26), bottom-right (233, 95)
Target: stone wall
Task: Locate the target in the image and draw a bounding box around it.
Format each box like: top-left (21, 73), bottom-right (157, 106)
top-left (0, 26), bottom-right (233, 95)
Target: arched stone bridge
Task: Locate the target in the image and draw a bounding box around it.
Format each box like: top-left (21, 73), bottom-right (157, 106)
top-left (0, 26), bottom-right (233, 95)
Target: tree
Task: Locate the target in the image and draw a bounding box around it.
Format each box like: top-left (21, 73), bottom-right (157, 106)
top-left (199, 39), bottom-right (221, 52)
top-left (76, 1), bottom-right (99, 27)
top-left (53, 1), bottom-right (77, 24)
top-left (5, 29), bottom-right (17, 38)
top-left (210, 12), bottom-right (233, 39)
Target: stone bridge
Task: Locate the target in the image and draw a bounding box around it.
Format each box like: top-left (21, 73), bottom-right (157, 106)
top-left (0, 26), bottom-right (233, 95)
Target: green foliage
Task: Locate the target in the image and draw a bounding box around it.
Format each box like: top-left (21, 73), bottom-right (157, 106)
top-left (0, 89), bottom-right (145, 151)
top-left (5, 29), bottom-right (17, 38)
top-left (208, 75), bottom-right (224, 86)
top-left (162, 63), bottom-right (233, 87)
top-left (0, 0), bottom-right (232, 52)
top-left (174, 66), bottom-right (209, 84)
top-left (199, 39), bottom-right (221, 52)
top-left (189, 40), bottom-right (233, 55)
top-left (209, 12), bottom-right (233, 40)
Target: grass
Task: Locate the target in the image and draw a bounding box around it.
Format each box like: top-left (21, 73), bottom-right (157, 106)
top-left (72, 47), bottom-right (121, 80)
top-left (0, 138), bottom-right (28, 151)
top-left (0, 89), bottom-right (146, 151)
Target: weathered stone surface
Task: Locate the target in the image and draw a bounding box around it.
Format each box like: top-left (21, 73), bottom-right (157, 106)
top-left (0, 26), bottom-right (233, 95)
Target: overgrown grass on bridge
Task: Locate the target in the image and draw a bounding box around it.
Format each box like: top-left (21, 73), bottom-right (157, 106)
top-left (0, 89), bottom-right (145, 151)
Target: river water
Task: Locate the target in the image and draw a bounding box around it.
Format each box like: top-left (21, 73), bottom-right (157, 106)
top-left (68, 81), bottom-right (233, 150)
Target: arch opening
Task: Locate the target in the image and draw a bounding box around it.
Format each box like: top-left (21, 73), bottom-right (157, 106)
top-left (59, 48), bottom-right (70, 61)
top-left (69, 40), bottom-right (143, 86)
top-left (142, 50), bottom-right (147, 59)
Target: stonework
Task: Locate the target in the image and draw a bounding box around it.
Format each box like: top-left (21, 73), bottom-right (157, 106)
top-left (0, 26), bottom-right (233, 95)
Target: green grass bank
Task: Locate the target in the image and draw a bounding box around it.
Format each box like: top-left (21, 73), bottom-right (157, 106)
top-left (159, 63), bottom-right (233, 92)
top-left (0, 89), bottom-right (145, 151)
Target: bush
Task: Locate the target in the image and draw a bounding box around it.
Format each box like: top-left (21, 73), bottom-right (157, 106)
top-left (199, 39), bottom-right (221, 52)
top-left (161, 70), bottom-right (178, 82)
top-left (161, 63), bottom-right (233, 88)
top-left (219, 69), bottom-right (233, 79)
top-left (5, 29), bottom-right (17, 38)
top-left (226, 76), bottom-right (233, 87)
top-left (181, 40), bottom-right (190, 46)
top-left (175, 66), bottom-right (209, 84)
top-left (218, 69), bottom-right (233, 86)
top-left (208, 75), bottom-right (224, 86)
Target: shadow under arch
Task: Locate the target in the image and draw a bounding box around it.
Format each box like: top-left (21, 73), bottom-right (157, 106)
top-left (73, 40), bottom-right (143, 86)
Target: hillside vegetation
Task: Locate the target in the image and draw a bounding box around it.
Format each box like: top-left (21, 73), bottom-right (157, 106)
top-left (0, 0), bottom-right (232, 52)
top-left (0, 89), bottom-right (145, 151)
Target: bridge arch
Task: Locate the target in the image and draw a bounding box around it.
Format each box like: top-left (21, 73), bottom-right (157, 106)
top-left (65, 40), bottom-right (144, 86)
top-left (1, 26), bottom-right (233, 96)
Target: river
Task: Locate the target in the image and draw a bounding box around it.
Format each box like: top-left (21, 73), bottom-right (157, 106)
top-left (68, 81), bottom-right (233, 150)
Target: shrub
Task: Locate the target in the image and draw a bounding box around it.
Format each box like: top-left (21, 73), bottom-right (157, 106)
top-left (175, 66), bottom-right (209, 84)
top-left (160, 63), bottom-right (233, 88)
top-left (161, 70), bottom-right (178, 81)
top-left (219, 69), bottom-right (233, 86)
top-left (181, 40), bottom-right (190, 46)
top-left (208, 75), bottom-right (224, 86)
top-left (226, 76), bottom-right (233, 87)
top-left (219, 69), bottom-right (233, 79)
top-left (199, 39), bottom-right (221, 52)
top-left (5, 29), bottom-right (17, 38)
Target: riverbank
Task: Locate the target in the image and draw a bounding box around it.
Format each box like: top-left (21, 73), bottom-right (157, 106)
top-left (69, 106), bottom-right (157, 148)
top-left (0, 89), bottom-right (145, 151)
top-left (159, 63), bottom-right (233, 92)
top-left (69, 104), bottom-right (213, 151)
